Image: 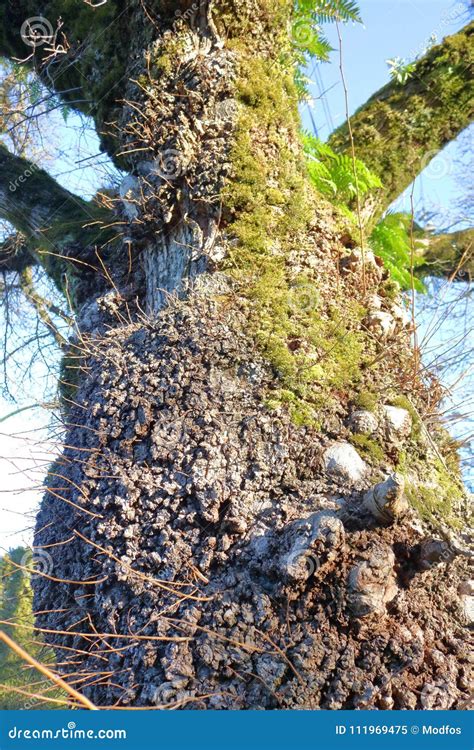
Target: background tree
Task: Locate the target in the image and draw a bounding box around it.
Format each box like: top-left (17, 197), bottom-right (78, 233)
top-left (0, 547), bottom-right (63, 708)
top-left (0, 0), bottom-right (471, 710)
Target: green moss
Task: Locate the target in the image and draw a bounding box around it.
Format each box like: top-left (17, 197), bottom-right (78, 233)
top-left (349, 434), bottom-right (385, 463)
top-left (0, 1), bottom-right (128, 160)
top-left (398, 447), bottom-right (466, 529)
top-left (265, 388), bottom-right (319, 427)
top-left (220, 25), bottom-right (369, 427)
top-left (329, 23), bottom-right (474, 221)
top-left (152, 33), bottom-right (187, 76)
top-left (380, 278), bottom-right (400, 301)
top-left (388, 394), bottom-right (422, 440)
top-left (404, 460), bottom-right (466, 529)
top-left (353, 390), bottom-right (378, 412)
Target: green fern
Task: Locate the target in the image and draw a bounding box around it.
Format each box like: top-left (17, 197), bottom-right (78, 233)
top-left (369, 213), bottom-right (426, 292)
top-left (302, 132), bottom-right (382, 203)
top-left (311, 0), bottom-right (362, 24)
top-left (290, 0), bottom-right (362, 72)
top-left (302, 135), bottom-right (423, 291)
top-left (294, 3), bottom-right (424, 292)
top-left (289, 1), bottom-right (362, 100)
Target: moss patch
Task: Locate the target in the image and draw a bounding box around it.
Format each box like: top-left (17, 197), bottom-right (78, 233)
top-left (349, 434), bottom-right (385, 463)
top-left (398, 450), bottom-right (466, 529)
top-left (388, 394), bottom-right (422, 441)
top-left (353, 390), bottom-right (378, 413)
top-left (221, 15), bottom-right (370, 426)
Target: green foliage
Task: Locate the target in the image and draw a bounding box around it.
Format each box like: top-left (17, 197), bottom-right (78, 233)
top-left (310, 0), bottom-right (362, 23)
top-left (369, 213), bottom-right (426, 292)
top-left (386, 57), bottom-right (417, 85)
top-left (302, 132), bottom-right (382, 203)
top-left (386, 34), bottom-right (438, 85)
top-left (302, 136), bottom-right (427, 293)
top-left (0, 548), bottom-right (62, 709)
top-left (290, 1), bottom-right (362, 97)
top-left (0, 547), bottom-right (35, 708)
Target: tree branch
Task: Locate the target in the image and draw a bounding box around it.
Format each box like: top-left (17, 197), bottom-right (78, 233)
top-left (416, 227), bottom-right (473, 281)
top-left (19, 267), bottom-right (69, 348)
top-left (0, 144), bottom-right (113, 295)
top-left (0, 0), bottom-right (132, 161)
top-left (329, 22), bottom-right (474, 225)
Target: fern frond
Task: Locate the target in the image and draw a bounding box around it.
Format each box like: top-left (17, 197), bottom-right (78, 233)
top-left (310, 0), bottom-right (362, 24)
top-left (302, 134), bottom-right (382, 203)
top-left (369, 214), bottom-right (426, 292)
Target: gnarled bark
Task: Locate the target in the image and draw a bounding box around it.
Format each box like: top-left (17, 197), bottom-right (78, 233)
top-left (0, 1), bottom-right (470, 710)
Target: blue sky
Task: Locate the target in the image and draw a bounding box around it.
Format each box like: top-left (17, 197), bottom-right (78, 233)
top-left (301, 0), bottom-right (471, 219)
top-left (303, 0), bottom-right (469, 138)
top-left (0, 0), bottom-right (472, 550)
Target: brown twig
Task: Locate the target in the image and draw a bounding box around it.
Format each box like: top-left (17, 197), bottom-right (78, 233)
top-left (0, 630), bottom-right (98, 710)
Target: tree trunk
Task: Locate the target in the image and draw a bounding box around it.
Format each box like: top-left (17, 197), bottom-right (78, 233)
top-left (0, 1), bottom-right (471, 709)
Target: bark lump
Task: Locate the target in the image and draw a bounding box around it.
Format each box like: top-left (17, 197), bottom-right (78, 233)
top-left (33, 293), bottom-right (471, 709)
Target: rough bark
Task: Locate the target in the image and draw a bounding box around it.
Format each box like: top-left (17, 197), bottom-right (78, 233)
top-left (0, 1), bottom-right (471, 709)
top-left (329, 23), bottom-right (474, 226)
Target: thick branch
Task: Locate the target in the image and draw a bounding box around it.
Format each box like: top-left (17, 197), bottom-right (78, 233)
top-left (0, 0), bottom-right (133, 161)
top-left (329, 23), bottom-right (474, 225)
top-left (0, 144), bottom-right (112, 292)
top-left (416, 227), bottom-right (473, 281)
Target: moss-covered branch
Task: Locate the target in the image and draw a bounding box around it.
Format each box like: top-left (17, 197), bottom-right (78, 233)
top-left (329, 22), bottom-right (474, 225)
top-left (0, 144), bottom-right (112, 293)
top-left (19, 267), bottom-right (69, 348)
top-left (0, 0), bottom-right (130, 155)
top-left (416, 227), bottom-right (473, 280)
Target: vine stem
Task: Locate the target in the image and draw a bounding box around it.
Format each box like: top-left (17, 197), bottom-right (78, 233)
top-left (335, 17), bottom-right (366, 295)
top-left (409, 178), bottom-right (420, 381)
